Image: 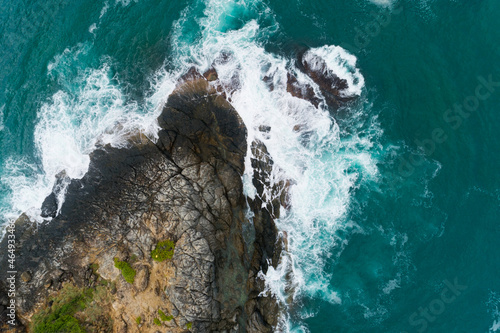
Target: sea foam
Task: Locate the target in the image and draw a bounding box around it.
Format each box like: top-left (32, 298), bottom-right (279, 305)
top-left (0, 104), bottom-right (4, 132)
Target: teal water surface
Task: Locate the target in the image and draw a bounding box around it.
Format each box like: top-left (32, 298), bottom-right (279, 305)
top-left (1, 0), bottom-right (499, 332)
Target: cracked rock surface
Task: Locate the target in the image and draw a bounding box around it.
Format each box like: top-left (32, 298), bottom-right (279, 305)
top-left (0, 73), bottom-right (280, 332)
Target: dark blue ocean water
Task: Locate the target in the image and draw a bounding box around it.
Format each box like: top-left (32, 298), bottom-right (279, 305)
top-left (1, 0), bottom-right (499, 332)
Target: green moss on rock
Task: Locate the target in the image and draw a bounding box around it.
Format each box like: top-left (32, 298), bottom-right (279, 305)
top-left (151, 240), bottom-right (175, 262)
top-left (158, 309), bottom-right (168, 321)
top-left (31, 283), bottom-right (115, 333)
top-left (114, 258), bottom-right (136, 284)
top-left (31, 285), bottom-right (91, 333)
top-left (90, 263), bottom-right (99, 274)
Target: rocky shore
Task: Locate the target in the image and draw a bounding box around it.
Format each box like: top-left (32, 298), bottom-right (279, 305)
top-left (0, 52), bottom-right (353, 332)
top-left (0, 71), bottom-right (283, 332)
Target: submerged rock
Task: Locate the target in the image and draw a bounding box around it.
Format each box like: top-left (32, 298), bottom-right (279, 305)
top-left (0, 71), bottom-right (280, 332)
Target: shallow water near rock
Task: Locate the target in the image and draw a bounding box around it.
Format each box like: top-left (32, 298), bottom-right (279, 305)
top-left (1, 0), bottom-right (500, 332)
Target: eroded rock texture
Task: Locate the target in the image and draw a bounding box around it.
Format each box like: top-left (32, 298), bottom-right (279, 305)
top-left (0, 74), bottom-right (279, 332)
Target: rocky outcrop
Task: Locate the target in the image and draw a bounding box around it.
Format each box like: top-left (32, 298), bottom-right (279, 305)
top-left (299, 51), bottom-right (354, 108)
top-left (0, 71), bottom-right (280, 332)
top-left (280, 50), bottom-right (358, 109)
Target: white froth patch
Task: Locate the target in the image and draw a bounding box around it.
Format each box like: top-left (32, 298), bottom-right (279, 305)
top-left (100, 1), bottom-right (110, 18)
top-left (115, 0), bottom-right (137, 6)
top-left (362, 303), bottom-right (388, 322)
top-left (2, 159), bottom-right (43, 222)
top-left (382, 277), bottom-right (401, 294)
top-left (488, 292), bottom-right (500, 332)
top-left (89, 23), bottom-right (97, 34)
top-left (369, 0), bottom-right (395, 7)
top-left (303, 45), bottom-right (365, 97)
top-left (0, 104), bottom-right (4, 131)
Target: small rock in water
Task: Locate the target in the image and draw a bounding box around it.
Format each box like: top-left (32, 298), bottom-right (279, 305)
top-left (262, 75), bottom-right (274, 91)
top-left (258, 125), bottom-right (271, 133)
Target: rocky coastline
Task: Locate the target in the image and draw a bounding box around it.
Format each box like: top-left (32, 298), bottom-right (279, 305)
top-left (0, 70), bottom-right (283, 332)
top-left (0, 53), bottom-right (353, 332)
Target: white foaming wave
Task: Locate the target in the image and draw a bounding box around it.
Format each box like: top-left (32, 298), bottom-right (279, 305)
top-left (167, 0), bottom-right (382, 330)
top-left (492, 321), bottom-right (500, 333)
top-left (200, 0), bottom-right (275, 34)
top-left (89, 23), bottom-right (97, 34)
top-left (100, 1), bottom-right (110, 18)
top-left (36, 67), bottom-right (120, 178)
top-left (147, 65), bottom-right (184, 115)
top-left (488, 291), bottom-right (500, 332)
top-left (0, 104), bottom-right (4, 131)
top-left (274, 313), bottom-right (309, 333)
top-left (382, 275), bottom-right (401, 294)
top-left (115, 0), bottom-right (138, 6)
top-left (368, 0), bottom-right (436, 20)
top-left (1, 158), bottom-right (45, 222)
top-left (89, 1), bottom-right (114, 34)
top-left (5, 64), bottom-right (124, 222)
top-left (369, 0), bottom-right (395, 7)
top-left (1, 41), bottom-right (175, 225)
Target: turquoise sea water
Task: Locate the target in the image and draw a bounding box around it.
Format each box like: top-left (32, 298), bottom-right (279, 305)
top-left (1, 0), bottom-right (499, 332)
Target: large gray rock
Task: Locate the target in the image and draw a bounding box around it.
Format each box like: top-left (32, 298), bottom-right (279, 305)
top-left (0, 72), bottom-right (280, 332)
